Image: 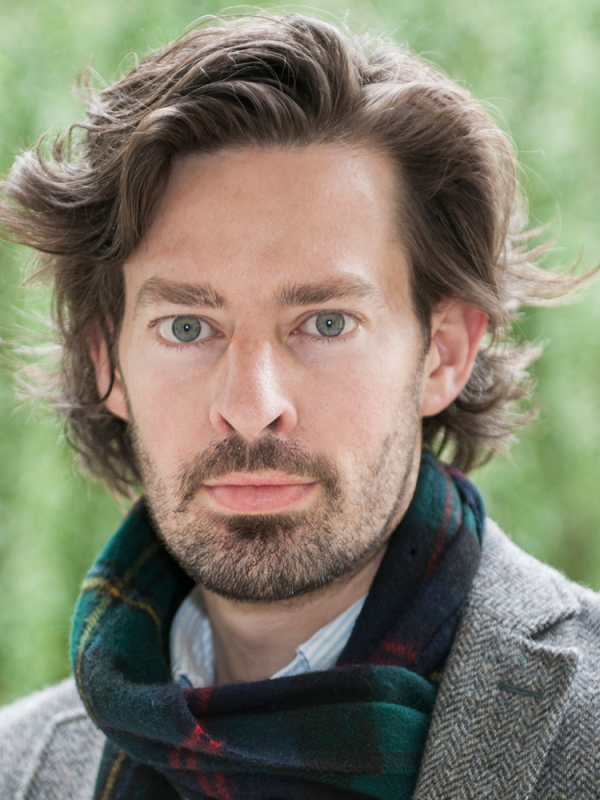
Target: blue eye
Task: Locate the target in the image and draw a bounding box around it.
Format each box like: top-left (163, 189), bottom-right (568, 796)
top-left (172, 317), bottom-right (201, 342)
top-left (316, 312), bottom-right (345, 336)
top-left (303, 312), bottom-right (356, 338)
top-left (159, 316), bottom-right (213, 343)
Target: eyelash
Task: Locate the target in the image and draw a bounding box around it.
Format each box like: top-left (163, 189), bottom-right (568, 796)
top-left (151, 312), bottom-right (361, 348)
top-left (148, 317), bottom-right (212, 351)
top-left (298, 312), bottom-right (360, 344)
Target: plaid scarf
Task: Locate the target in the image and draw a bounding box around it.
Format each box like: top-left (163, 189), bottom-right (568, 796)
top-left (72, 449), bottom-right (484, 800)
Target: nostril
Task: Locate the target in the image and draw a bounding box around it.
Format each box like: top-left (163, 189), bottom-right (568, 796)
top-left (267, 415), bottom-right (283, 432)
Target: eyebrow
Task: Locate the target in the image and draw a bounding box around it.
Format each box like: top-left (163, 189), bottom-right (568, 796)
top-left (276, 277), bottom-right (382, 307)
top-left (134, 274), bottom-right (382, 315)
top-left (135, 278), bottom-right (226, 316)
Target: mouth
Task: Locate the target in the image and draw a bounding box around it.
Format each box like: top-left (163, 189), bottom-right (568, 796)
top-left (202, 473), bottom-right (317, 514)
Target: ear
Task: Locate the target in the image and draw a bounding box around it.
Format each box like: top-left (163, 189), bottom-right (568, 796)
top-left (88, 322), bottom-right (129, 422)
top-left (421, 302), bottom-right (488, 418)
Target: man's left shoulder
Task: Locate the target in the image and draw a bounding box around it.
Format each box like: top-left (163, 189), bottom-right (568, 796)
top-left (478, 521), bottom-right (600, 793)
top-left (476, 518), bottom-right (600, 651)
top-left (472, 519), bottom-right (600, 718)
top-left (415, 520), bottom-right (600, 799)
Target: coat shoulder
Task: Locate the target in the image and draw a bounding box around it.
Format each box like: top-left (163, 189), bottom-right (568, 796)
top-left (483, 522), bottom-right (600, 797)
top-left (0, 678), bottom-right (104, 800)
top-left (482, 519), bottom-right (600, 645)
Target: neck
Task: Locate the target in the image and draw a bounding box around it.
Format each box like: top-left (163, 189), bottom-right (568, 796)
top-left (200, 543), bottom-right (388, 684)
top-left (200, 446), bottom-right (422, 685)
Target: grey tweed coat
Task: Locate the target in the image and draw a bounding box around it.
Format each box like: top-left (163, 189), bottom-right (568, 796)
top-left (1, 520), bottom-right (599, 799)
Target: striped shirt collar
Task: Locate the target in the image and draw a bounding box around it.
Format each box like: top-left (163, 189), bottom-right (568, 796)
top-left (170, 586), bottom-right (366, 688)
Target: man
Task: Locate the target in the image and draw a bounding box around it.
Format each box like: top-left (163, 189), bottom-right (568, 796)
top-left (0, 12), bottom-right (597, 800)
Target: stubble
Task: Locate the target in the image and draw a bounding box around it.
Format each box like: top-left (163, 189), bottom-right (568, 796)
top-left (128, 372), bottom-right (423, 603)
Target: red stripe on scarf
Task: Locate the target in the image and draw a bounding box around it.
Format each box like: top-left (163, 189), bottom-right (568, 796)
top-left (424, 471), bottom-right (455, 582)
top-left (370, 640), bottom-right (419, 668)
top-left (182, 723), bottom-right (224, 753)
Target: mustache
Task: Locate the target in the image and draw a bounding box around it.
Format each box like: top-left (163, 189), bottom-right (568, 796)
top-left (175, 433), bottom-right (342, 509)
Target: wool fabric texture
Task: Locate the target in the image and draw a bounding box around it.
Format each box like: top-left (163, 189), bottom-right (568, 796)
top-left (71, 450), bottom-right (485, 800)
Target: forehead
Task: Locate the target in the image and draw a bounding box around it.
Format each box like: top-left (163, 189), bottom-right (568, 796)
top-left (125, 144), bottom-right (409, 306)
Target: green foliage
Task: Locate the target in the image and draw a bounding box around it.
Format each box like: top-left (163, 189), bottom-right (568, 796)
top-left (1, 0), bottom-right (599, 705)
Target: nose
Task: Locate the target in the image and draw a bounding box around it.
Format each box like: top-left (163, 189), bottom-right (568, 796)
top-left (209, 336), bottom-right (298, 440)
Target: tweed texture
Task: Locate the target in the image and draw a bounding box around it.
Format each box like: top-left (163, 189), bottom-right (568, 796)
top-left (1, 522), bottom-right (599, 799)
top-left (72, 451), bottom-right (484, 800)
top-left (0, 679), bottom-right (104, 800)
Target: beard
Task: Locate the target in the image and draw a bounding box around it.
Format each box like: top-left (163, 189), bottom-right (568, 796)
top-left (128, 375), bottom-right (423, 603)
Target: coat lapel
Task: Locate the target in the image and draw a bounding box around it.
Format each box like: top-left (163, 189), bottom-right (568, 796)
top-left (414, 520), bottom-right (581, 800)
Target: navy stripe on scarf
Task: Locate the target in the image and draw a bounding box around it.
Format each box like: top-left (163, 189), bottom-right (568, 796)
top-left (72, 449), bottom-right (485, 800)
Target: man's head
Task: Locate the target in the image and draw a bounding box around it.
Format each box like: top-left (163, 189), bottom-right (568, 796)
top-left (0, 14), bottom-right (576, 599)
top-left (86, 144), bottom-right (484, 600)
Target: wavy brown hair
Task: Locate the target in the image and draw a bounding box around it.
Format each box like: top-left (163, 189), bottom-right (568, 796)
top-left (0, 14), bottom-right (590, 497)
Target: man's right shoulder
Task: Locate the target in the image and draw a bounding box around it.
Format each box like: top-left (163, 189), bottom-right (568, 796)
top-left (0, 678), bottom-right (104, 800)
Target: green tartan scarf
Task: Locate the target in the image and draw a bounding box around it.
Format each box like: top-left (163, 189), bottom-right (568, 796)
top-left (72, 449), bottom-right (485, 800)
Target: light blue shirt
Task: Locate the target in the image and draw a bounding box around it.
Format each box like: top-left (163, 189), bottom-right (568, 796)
top-left (170, 586), bottom-right (366, 687)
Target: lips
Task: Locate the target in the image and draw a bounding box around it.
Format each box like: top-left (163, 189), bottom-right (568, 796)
top-left (203, 481), bottom-right (316, 513)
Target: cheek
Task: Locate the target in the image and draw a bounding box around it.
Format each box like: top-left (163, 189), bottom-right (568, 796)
top-left (301, 355), bottom-right (418, 453)
top-left (122, 349), bottom-right (212, 470)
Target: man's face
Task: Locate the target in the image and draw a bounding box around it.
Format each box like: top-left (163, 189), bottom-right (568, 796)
top-left (109, 145), bottom-right (428, 602)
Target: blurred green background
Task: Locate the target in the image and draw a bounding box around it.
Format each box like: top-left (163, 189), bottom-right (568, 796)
top-left (0, 0), bottom-right (599, 706)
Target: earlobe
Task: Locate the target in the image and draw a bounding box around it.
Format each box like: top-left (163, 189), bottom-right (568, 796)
top-left (88, 322), bottom-right (129, 422)
top-left (421, 303), bottom-right (488, 418)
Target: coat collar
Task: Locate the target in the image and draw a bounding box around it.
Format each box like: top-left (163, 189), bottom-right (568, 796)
top-left (414, 520), bottom-right (581, 799)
